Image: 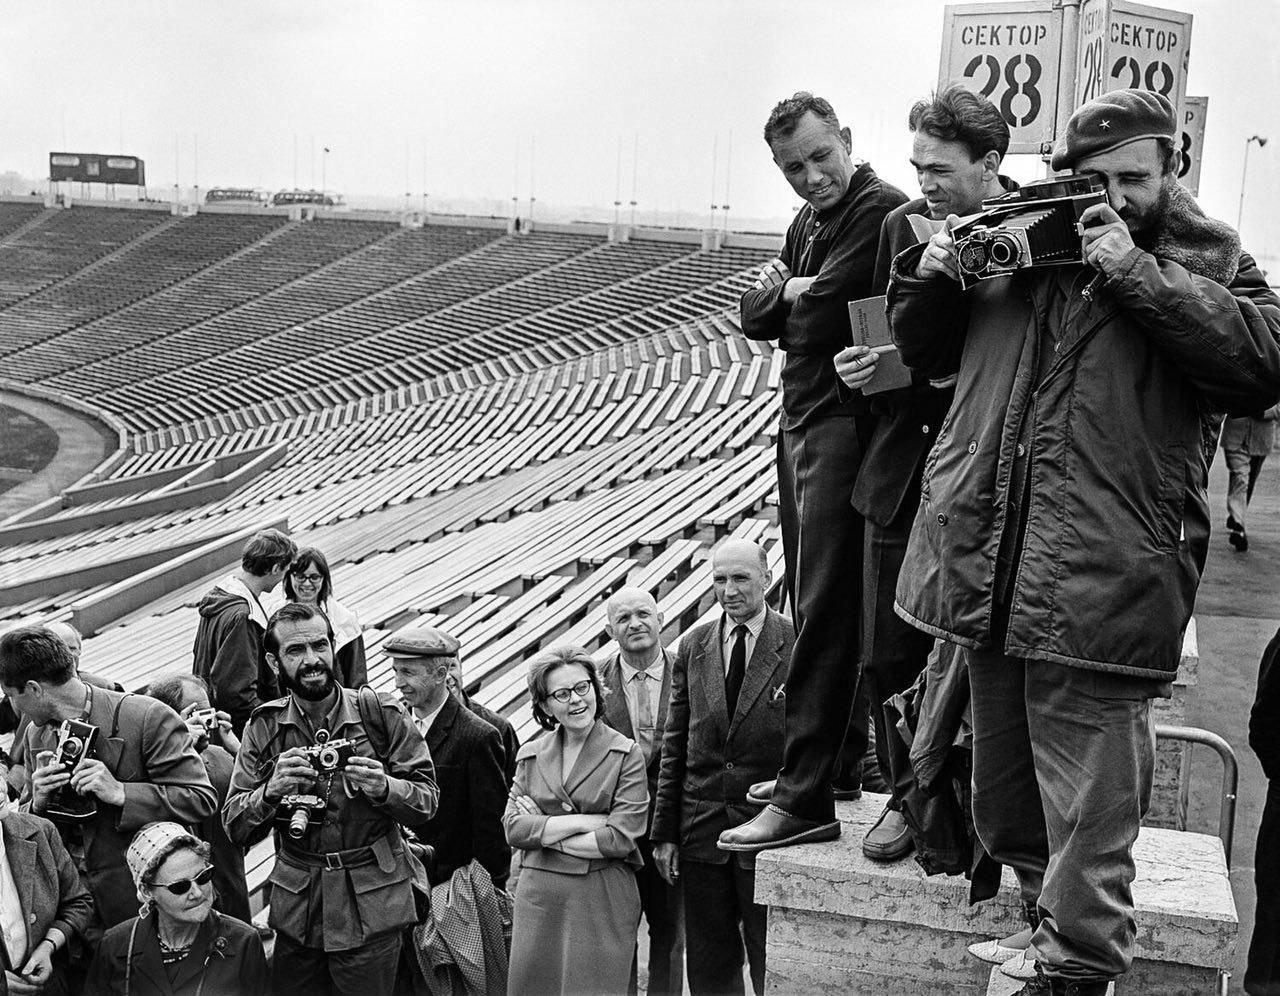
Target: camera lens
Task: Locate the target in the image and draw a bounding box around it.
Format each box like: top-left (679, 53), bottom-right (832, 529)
top-left (989, 234), bottom-right (1021, 267)
top-left (957, 240), bottom-right (990, 275)
top-left (61, 738), bottom-right (84, 762)
top-left (318, 747), bottom-right (338, 771)
top-left (288, 807), bottom-right (311, 839)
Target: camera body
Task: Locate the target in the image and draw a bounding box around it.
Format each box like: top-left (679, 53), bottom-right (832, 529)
top-left (951, 174), bottom-right (1108, 289)
top-left (44, 719), bottom-right (100, 824)
top-left (299, 732), bottom-right (358, 775)
top-left (278, 793), bottom-right (327, 840)
top-left (191, 708), bottom-right (218, 730)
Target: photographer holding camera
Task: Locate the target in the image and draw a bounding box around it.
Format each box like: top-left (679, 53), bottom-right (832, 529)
top-left (0, 627), bottom-right (217, 942)
top-left (886, 90), bottom-right (1280, 995)
top-left (223, 602), bottom-right (438, 996)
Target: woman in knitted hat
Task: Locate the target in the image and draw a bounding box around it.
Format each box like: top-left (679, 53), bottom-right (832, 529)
top-left (83, 821), bottom-right (268, 996)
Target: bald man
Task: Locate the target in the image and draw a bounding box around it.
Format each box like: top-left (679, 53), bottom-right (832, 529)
top-left (600, 586), bottom-right (684, 996)
top-left (651, 540), bottom-right (791, 995)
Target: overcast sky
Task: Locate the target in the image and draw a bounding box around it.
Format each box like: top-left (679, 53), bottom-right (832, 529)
top-left (2, 0), bottom-right (1276, 257)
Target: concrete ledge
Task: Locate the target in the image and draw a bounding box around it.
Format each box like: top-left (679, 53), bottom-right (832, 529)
top-left (755, 792), bottom-right (1236, 993)
top-left (69, 517), bottom-right (288, 636)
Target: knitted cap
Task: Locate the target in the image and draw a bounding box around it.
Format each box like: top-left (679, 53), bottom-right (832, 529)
top-left (126, 821), bottom-right (201, 890)
top-left (1051, 89), bottom-right (1176, 170)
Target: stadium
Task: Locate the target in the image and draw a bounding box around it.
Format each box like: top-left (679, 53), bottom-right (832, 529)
top-left (0, 1), bottom-right (1278, 993)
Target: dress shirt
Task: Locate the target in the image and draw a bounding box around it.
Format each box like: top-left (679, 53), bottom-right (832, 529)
top-left (720, 607), bottom-right (767, 675)
top-left (411, 698), bottom-right (448, 739)
top-left (618, 652), bottom-right (663, 737)
top-left (0, 825), bottom-right (28, 966)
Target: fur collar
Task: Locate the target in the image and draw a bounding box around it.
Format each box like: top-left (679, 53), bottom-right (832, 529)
top-left (1148, 182), bottom-right (1240, 286)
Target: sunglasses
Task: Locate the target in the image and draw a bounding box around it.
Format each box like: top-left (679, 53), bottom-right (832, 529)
top-left (151, 866), bottom-right (214, 896)
top-left (546, 680), bottom-right (594, 703)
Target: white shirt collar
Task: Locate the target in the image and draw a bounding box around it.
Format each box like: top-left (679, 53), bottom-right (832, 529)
top-left (618, 648), bottom-right (663, 683)
top-left (412, 697), bottom-right (448, 735)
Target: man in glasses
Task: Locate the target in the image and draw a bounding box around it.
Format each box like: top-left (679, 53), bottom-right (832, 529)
top-left (192, 528), bottom-right (297, 735)
top-left (651, 539), bottom-right (790, 995)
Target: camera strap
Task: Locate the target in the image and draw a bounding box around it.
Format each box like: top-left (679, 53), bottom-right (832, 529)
top-left (355, 685), bottom-right (391, 763)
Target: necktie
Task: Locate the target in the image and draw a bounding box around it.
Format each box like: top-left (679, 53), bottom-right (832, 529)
top-left (725, 625), bottom-right (747, 717)
top-left (633, 671), bottom-right (655, 762)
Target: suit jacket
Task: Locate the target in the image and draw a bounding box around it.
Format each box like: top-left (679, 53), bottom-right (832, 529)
top-left (0, 809), bottom-right (93, 962)
top-left (599, 649), bottom-right (671, 830)
top-left (416, 695), bottom-right (511, 888)
top-left (504, 720), bottom-right (648, 875)
top-left (24, 688), bottom-right (218, 929)
top-left (466, 698), bottom-right (519, 788)
top-left (84, 910), bottom-right (269, 996)
top-left (651, 608), bottom-right (792, 865)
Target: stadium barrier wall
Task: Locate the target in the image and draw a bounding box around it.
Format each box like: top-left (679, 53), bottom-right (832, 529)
top-left (68, 516), bottom-right (290, 637)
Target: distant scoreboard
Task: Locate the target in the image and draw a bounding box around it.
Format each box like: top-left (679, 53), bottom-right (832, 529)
top-left (49, 152), bottom-right (146, 186)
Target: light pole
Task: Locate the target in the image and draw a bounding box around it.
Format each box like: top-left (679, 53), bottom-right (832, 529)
top-left (1238, 134), bottom-right (1268, 232)
top-left (321, 146), bottom-right (330, 200)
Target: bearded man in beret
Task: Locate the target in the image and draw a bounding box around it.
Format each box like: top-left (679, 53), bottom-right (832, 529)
top-left (886, 89), bottom-right (1280, 995)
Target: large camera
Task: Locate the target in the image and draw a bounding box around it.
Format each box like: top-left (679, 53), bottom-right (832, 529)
top-left (299, 730), bottom-right (357, 775)
top-left (278, 793), bottom-right (327, 840)
top-left (951, 174), bottom-right (1108, 289)
top-left (43, 719), bottom-right (100, 823)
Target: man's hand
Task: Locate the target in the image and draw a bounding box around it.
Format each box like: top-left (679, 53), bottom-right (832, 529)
top-left (343, 755), bottom-right (389, 802)
top-left (69, 759), bottom-right (125, 808)
top-left (653, 842), bottom-right (680, 885)
top-left (781, 275), bottom-right (816, 303)
top-left (29, 754), bottom-right (69, 814)
top-left (264, 748), bottom-right (317, 804)
top-left (834, 345), bottom-right (879, 390)
top-left (753, 258), bottom-right (791, 289)
top-left (18, 940), bottom-right (54, 989)
top-left (6, 968), bottom-right (41, 995)
top-left (915, 215), bottom-right (961, 282)
top-left (1080, 203), bottom-right (1136, 278)
top-left (213, 711), bottom-right (240, 755)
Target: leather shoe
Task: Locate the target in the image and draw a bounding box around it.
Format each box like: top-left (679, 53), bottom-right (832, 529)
top-left (746, 779), bottom-right (774, 806)
top-left (862, 805), bottom-right (913, 861)
top-left (968, 926), bottom-right (1033, 964)
top-left (717, 804), bottom-right (840, 852)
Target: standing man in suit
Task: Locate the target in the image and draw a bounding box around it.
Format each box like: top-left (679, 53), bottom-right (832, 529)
top-left (651, 539), bottom-right (791, 996)
top-left (385, 624), bottom-right (510, 888)
top-left (445, 656), bottom-right (519, 788)
top-left (601, 586), bottom-right (684, 996)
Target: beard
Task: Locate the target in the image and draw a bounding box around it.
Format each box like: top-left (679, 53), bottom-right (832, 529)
top-left (280, 663), bottom-right (338, 702)
top-left (1123, 177), bottom-right (1174, 251)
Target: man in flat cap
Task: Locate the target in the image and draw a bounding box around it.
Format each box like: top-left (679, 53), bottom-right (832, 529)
top-left (886, 89), bottom-right (1280, 994)
top-left (385, 624), bottom-right (510, 888)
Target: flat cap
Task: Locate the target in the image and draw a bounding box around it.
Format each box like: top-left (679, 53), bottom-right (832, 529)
top-left (383, 625), bottom-right (460, 659)
top-left (1051, 88), bottom-right (1176, 171)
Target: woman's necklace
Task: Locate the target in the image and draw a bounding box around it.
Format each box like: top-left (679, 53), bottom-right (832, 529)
top-left (158, 921), bottom-right (199, 963)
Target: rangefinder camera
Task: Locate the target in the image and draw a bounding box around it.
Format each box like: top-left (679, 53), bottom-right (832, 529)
top-left (44, 719), bottom-right (100, 824)
top-left (278, 793), bottom-right (327, 840)
top-left (191, 708), bottom-right (218, 730)
top-left (300, 731), bottom-right (358, 774)
top-left (951, 174), bottom-right (1108, 289)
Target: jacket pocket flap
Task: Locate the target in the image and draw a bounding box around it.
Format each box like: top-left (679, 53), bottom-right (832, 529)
top-left (350, 860), bottom-right (411, 895)
top-left (267, 860), bottom-right (311, 895)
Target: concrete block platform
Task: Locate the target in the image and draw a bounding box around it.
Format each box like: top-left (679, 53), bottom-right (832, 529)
top-left (755, 792), bottom-right (1235, 995)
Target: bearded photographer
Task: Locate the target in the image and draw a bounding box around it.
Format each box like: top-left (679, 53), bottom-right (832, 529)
top-left (223, 601), bottom-right (438, 996)
top-left (886, 90), bottom-right (1280, 995)
top-left (0, 626), bottom-right (217, 939)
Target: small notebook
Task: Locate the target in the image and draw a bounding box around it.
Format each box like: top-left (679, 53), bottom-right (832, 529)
top-left (847, 294), bottom-right (913, 395)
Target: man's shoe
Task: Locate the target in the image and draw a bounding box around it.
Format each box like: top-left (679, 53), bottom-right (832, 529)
top-left (968, 925), bottom-right (1033, 964)
top-left (717, 804), bottom-right (840, 852)
top-left (1000, 950), bottom-right (1038, 981)
top-left (1229, 527), bottom-right (1249, 552)
top-left (1227, 513), bottom-right (1240, 532)
top-left (831, 780), bottom-right (863, 801)
top-left (746, 779), bottom-right (774, 806)
top-left (862, 806), bottom-right (913, 861)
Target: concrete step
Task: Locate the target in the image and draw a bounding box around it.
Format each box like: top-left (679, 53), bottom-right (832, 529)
top-left (755, 793), bottom-right (1234, 995)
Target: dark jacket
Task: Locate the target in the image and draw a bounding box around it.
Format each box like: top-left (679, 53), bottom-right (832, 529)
top-left (600, 649), bottom-right (672, 832)
top-left (0, 809), bottom-right (94, 964)
top-left (198, 744), bottom-right (250, 923)
top-left (467, 697), bottom-right (519, 789)
top-left (192, 576), bottom-right (277, 735)
top-left (651, 609), bottom-right (790, 866)
top-left (888, 183), bottom-right (1280, 679)
top-left (740, 163), bottom-right (908, 429)
top-left (222, 688), bottom-right (438, 951)
top-left (24, 687), bottom-right (218, 928)
top-left (415, 695), bottom-right (511, 888)
top-left (84, 910), bottom-right (269, 996)
top-left (1250, 627), bottom-right (1280, 782)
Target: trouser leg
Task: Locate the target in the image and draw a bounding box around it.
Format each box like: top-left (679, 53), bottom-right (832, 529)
top-left (734, 862), bottom-right (768, 996)
top-left (771, 416), bottom-right (867, 822)
top-left (1246, 781), bottom-right (1280, 994)
top-left (861, 518), bottom-right (936, 807)
top-left (682, 860), bottom-right (745, 996)
top-left (327, 930), bottom-right (403, 996)
top-left (966, 647), bottom-right (1048, 904)
top-left (1226, 445), bottom-right (1251, 527)
top-left (272, 931), bottom-right (334, 996)
top-left (635, 838), bottom-right (685, 996)
top-left (1248, 454), bottom-right (1267, 504)
top-left (1025, 662), bottom-right (1157, 982)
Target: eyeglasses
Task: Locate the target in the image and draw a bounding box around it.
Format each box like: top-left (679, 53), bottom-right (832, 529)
top-left (546, 680), bottom-right (594, 703)
top-left (151, 866), bottom-right (215, 896)
top-left (293, 573), bottom-right (324, 585)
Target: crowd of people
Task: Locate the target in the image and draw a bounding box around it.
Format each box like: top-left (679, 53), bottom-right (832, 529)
top-left (0, 80), bottom-right (1277, 996)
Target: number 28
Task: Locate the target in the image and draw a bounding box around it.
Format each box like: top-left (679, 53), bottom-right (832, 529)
top-left (963, 53), bottom-right (1043, 127)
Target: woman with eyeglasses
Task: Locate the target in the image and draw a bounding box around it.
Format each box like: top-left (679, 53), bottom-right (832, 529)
top-left (279, 546), bottom-right (367, 688)
top-left (84, 822), bottom-right (268, 996)
top-left (504, 646), bottom-right (648, 995)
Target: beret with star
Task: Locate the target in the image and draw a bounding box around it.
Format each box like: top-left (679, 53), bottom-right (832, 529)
top-left (1051, 88), bottom-right (1176, 171)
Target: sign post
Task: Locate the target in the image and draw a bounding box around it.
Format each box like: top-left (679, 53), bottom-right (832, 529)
top-left (1178, 95), bottom-right (1208, 195)
top-left (1074, 0), bottom-right (1192, 113)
